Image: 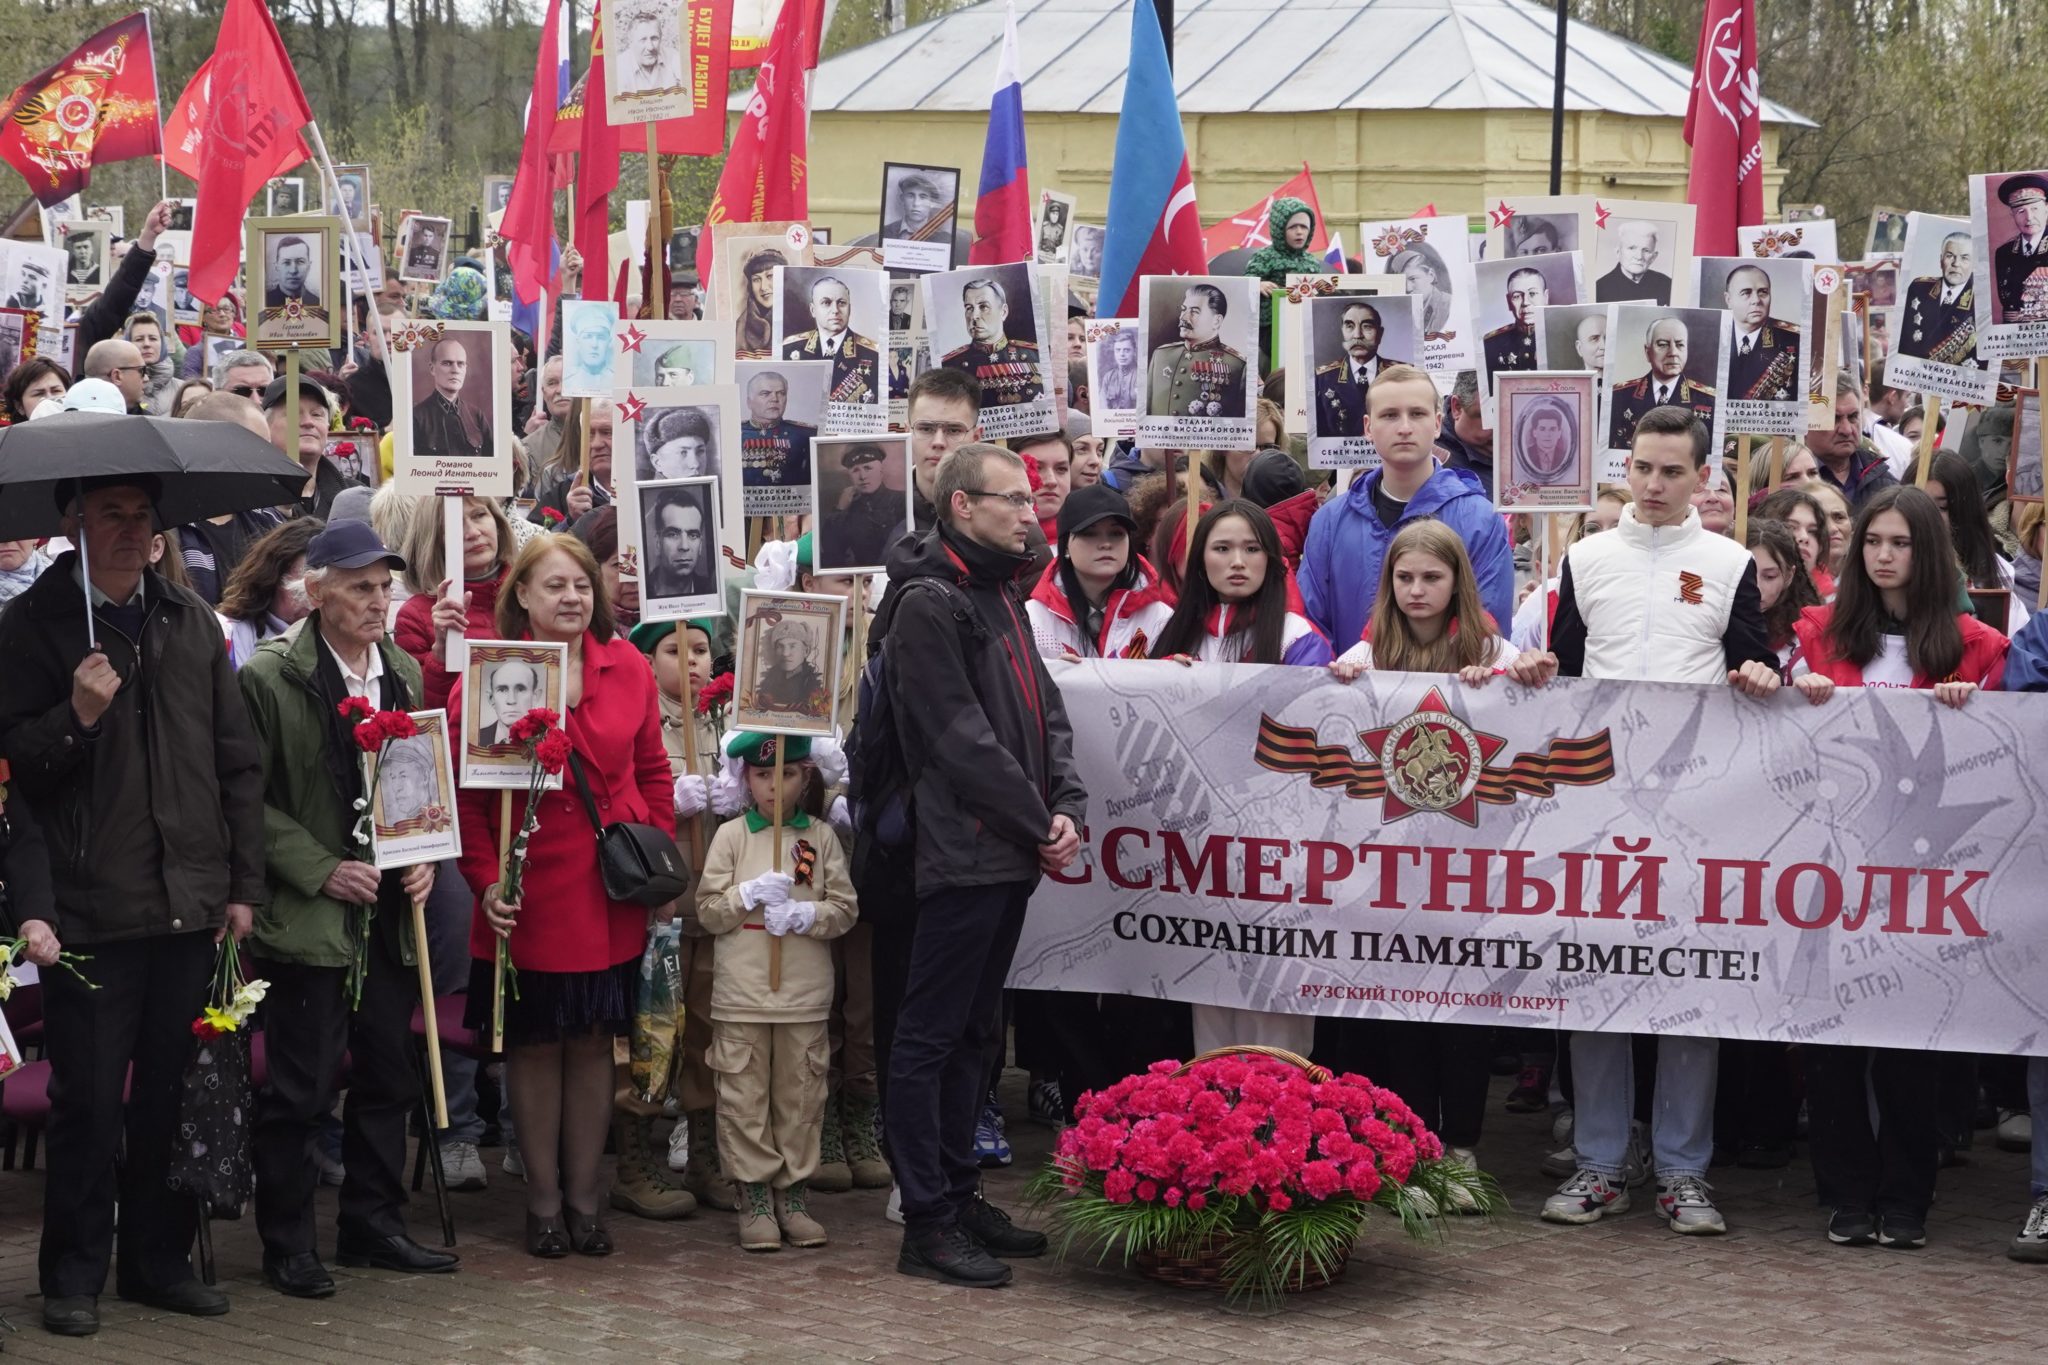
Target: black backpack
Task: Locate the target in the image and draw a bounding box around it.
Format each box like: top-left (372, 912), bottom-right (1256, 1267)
top-left (845, 576), bottom-right (984, 886)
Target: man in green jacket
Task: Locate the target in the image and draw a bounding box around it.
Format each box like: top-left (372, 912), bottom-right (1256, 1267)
top-left (237, 522), bottom-right (458, 1299)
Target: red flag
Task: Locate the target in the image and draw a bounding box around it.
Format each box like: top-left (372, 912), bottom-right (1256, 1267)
top-left (575, 0), bottom-right (622, 309)
top-left (188, 0), bottom-right (315, 304)
top-left (730, 0), bottom-right (826, 72)
top-left (1200, 165), bottom-right (1327, 264)
top-left (0, 14), bottom-right (163, 207)
top-left (695, 0), bottom-right (810, 284)
top-left (1683, 0), bottom-right (1763, 257)
top-left (503, 0), bottom-right (566, 308)
top-left (163, 56), bottom-right (311, 184)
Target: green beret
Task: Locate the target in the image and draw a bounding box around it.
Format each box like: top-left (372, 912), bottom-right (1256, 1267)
top-left (628, 618), bottom-right (720, 655)
top-left (725, 731), bottom-right (812, 767)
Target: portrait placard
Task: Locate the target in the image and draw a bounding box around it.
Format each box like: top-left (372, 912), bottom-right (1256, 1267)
top-left (46, 320), bottom-right (74, 373)
top-left (391, 320), bottom-right (515, 497)
top-left (1599, 304), bottom-right (1730, 483)
top-left (1495, 372), bottom-right (1597, 512)
top-left (1692, 256), bottom-right (1812, 435)
top-left (0, 241), bottom-right (67, 332)
top-left (812, 435), bottom-right (910, 574)
top-left (1035, 189), bottom-right (1076, 265)
top-left (772, 263), bottom-right (888, 434)
top-left (737, 359), bottom-right (826, 517)
top-left (265, 178), bottom-right (305, 216)
top-left (734, 590), bottom-right (846, 737)
top-left (716, 225), bottom-right (813, 358)
top-left (136, 257), bottom-right (172, 332)
top-left (1485, 196), bottom-right (1597, 264)
top-left (1305, 290), bottom-right (1420, 471)
top-left (2011, 388), bottom-right (2043, 504)
top-left (367, 710), bottom-right (462, 868)
top-left (879, 163), bottom-right (961, 274)
top-left (245, 216), bottom-right (341, 350)
top-left (166, 199), bottom-right (195, 232)
top-left (1971, 171), bottom-right (2048, 362)
top-left (0, 308), bottom-right (41, 383)
top-left (83, 204), bottom-right (124, 236)
top-left (1085, 318), bottom-right (1142, 439)
top-left (638, 476), bottom-right (725, 622)
top-left (1866, 208), bottom-right (1909, 259)
top-left (1877, 213), bottom-right (1996, 406)
top-left (1280, 274), bottom-right (1397, 436)
top-left (397, 214), bottom-right (453, 284)
top-left (1473, 251), bottom-right (1584, 411)
top-left (1359, 215), bottom-right (1479, 380)
top-left (613, 319), bottom-right (728, 390)
top-left (325, 428), bottom-right (380, 487)
top-left (1135, 274), bottom-right (1257, 451)
top-left (1737, 220), bottom-right (1839, 263)
top-left (1590, 199), bottom-right (1696, 307)
top-left (56, 221), bottom-right (108, 298)
top-left (483, 175), bottom-right (515, 217)
top-left (920, 262), bottom-right (1054, 441)
top-left (343, 231), bottom-right (385, 295)
top-left (560, 299), bottom-right (619, 399)
top-left (1068, 224), bottom-right (1105, 284)
top-left (615, 385), bottom-right (745, 582)
top-left (604, 0), bottom-right (731, 141)
top-left (460, 642), bottom-right (568, 790)
top-left (329, 165), bottom-right (372, 231)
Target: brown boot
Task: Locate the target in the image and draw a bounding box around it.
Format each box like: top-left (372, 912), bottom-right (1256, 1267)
top-left (609, 1113), bottom-right (697, 1220)
top-left (842, 1091), bottom-right (892, 1189)
top-left (811, 1092), bottom-right (853, 1192)
top-left (681, 1109), bottom-right (739, 1212)
top-left (775, 1181), bottom-right (827, 1248)
top-left (737, 1181), bottom-right (780, 1252)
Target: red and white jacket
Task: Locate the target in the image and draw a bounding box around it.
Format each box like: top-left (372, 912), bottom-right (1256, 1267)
top-left (1792, 605), bottom-right (2010, 690)
top-left (1026, 557), bottom-right (1176, 660)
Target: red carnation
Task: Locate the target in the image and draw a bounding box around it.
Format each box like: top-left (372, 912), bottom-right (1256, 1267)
top-left (507, 706), bottom-right (561, 745)
top-left (349, 416), bottom-right (374, 431)
top-left (695, 672), bottom-right (734, 716)
top-left (376, 710), bottom-right (418, 740)
top-left (352, 716), bottom-right (387, 752)
top-left (534, 730), bottom-right (572, 775)
top-left (191, 1018), bottom-right (222, 1041)
top-left (337, 696), bottom-right (374, 722)
top-left (541, 506), bottom-right (566, 526)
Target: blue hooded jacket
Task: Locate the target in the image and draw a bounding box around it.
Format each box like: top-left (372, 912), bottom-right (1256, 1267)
top-left (1298, 463), bottom-right (1515, 649)
top-left (2002, 612), bottom-right (2048, 692)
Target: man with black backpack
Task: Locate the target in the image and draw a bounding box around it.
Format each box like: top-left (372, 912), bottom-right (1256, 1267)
top-left (856, 442), bottom-right (1086, 1288)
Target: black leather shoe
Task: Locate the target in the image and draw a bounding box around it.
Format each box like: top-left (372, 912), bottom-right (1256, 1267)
top-left (958, 1194), bottom-right (1048, 1258)
top-left (116, 1277), bottom-right (229, 1316)
top-left (41, 1295), bottom-right (98, 1336)
top-left (335, 1233), bottom-right (460, 1274)
top-left (264, 1251), bottom-right (337, 1298)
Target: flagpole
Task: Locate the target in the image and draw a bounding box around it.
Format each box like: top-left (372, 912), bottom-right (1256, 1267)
top-left (303, 120), bottom-right (394, 366)
top-left (1547, 0), bottom-right (1568, 194)
top-left (145, 12), bottom-right (169, 206)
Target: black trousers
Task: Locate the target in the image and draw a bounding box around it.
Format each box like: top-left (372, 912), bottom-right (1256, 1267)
top-left (40, 930), bottom-right (215, 1298)
top-left (1713, 1040), bottom-right (1801, 1150)
top-left (251, 915), bottom-right (420, 1256)
top-left (1803, 1044), bottom-right (1941, 1219)
top-left (882, 882), bottom-right (1030, 1234)
top-left (1314, 1018), bottom-right (1491, 1148)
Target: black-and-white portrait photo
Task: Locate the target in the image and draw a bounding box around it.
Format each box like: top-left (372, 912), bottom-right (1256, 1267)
top-left (812, 435), bottom-right (910, 574)
top-left (167, 200), bottom-right (194, 232)
top-left (61, 224), bottom-right (107, 291)
top-left (1068, 224), bottom-right (1104, 280)
top-left (738, 359), bottom-right (825, 516)
top-left (1602, 304), bottom-right (1728, 457)
top-left (409, 326), bottom-right (499, 460)
top-left (1595, 218), bottom-right (1676, 305)
top-left (266, 178), bottom-right (305, 216)
top-left (331, 166), bottom-right (371, 231)
top-left (879, 163), bottom-right (962, 274)
top-left (484, 176), bottom-right (515, 216)
top-left (637, 403), bottom-right (722, 482)
top-left (249, 221), bottom-right (337, 348)
top-left (1363, 214), bottom-right (1482, 379)
top-left (1308, 293), bottom-right (1417, 440)
top-left (606, 0), bottom-right (693, 124)
top-left (1090, 322), bottom-right (1141, 415)
top-left (0, 243), bottom-right (62, 320)
top-left (1537, 302), bottom-right (1608, 375)
top-left (924, 262), bottom-right (1050, 438)
top-left (460, 642), bottom-right (568, 789)
top-left (639, 477), bottom-right (722, 618)
top-left (1506, 212), bottom-right (1578, 258)
top-left (734, 590), bottom-right (844, 737)
top-left (1696, 256), bottom-right (1810, 406)
top-left (399, 215), bottom-right (452, 284)
top-left (1475, 252), bottom-right (1582, 394)
top-left (774, 265), bottom-right (885, 412)
top-left (614, 321), bottom-right (724, 390)
top-left (0, 310), bottom-right (30, 384)
top-left (1036, 190), bottom-right (1075, 265)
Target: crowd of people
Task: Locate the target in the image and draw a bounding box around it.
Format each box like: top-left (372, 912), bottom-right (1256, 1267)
top-left (2, 193), bottom-right (2047, 1341)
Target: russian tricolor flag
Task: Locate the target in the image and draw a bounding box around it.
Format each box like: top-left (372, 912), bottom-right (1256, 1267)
top-left (969, 2), bottom-right (1032, 266)
top-left (1096, 0), bottom-right (1206, 318)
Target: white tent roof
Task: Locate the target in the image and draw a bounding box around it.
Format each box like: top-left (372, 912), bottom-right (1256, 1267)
top-left (795, 0), bottom-right (1809, 123)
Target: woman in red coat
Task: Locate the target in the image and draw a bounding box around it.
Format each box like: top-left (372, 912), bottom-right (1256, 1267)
top-left (451, 533), bottom-right (675, 1259)
top-left (394, 495), bottom-right (517, 710)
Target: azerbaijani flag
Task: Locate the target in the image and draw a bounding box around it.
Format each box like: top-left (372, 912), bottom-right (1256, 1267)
top-left (1096, 0), bottom-right (1205, 318)
top-left (968, 1), bottom-right (1031, 266)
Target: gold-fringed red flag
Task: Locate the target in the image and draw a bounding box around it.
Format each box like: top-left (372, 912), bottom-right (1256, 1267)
top-left (0, 13), bottom-right (162, 207)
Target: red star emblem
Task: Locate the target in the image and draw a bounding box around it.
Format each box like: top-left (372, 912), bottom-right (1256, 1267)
top-left (1593, 201), bottom-right (1612, 229)
top-left (617, 392), bottom-right (647, 424)
top-left (1358, 687), bottom-right (1507, 828)
top-left (619, 324), bottom-right (648, 353)
top-left (1489, 201), bottom-right (1516, 229)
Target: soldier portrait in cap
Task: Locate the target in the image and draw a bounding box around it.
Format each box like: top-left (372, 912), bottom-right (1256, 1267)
top-left (813, 434), bottom-right (910, 573)
top-left (1985, 171), bottom-right (2048, 325)
top-left (460, 641), bottom-right (568, 789)
top-left (774, 265), bottom-right (885, 427)
top-left (1506, 212), bottom-right (1577, 258)
top-left (737, 359), bottom-right (826, 516)
top-left (879, 162), bottom-right (962, 273)
top-left (1866, 208), bottom-right (1909, 259)
top-left (266, 178), bottom-right (305, 217)
top-left (640, 478), bottom-right (722, 618)
top-left (923, 261), bottom-right (1055, 441)
top-left (637, 404), bottom-right (721, 482)
top-left (1036, 190), bottom-right (1075, 265)
top-left (1135, 274), bottom-right (1256, 450)
top-left (613, 320), bottom-right (726, 390)
top-left (398, 214), bottom-right (451, 284)
top-left (735, 590), bottom-right (845, 736)
top-left (0, 242), bottom-right (60, 322)
top-left (368, 711), bottom-right (462, 868)
top-left (1495, 372), bottom-right (1595, 511)
top-left (60, 223), bottom-right (107, 299)
top-left (605, 0), bottom-right (693, 125)
top-left (248, 219), bottom-right (340, 349)
top-left (331, 166), bottom-right (371, 231)
top-left (560, 299), bottom-right (619, 399)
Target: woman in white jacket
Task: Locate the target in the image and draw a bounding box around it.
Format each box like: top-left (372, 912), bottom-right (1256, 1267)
top-left (1025, 484), bottom-right (1174, 661)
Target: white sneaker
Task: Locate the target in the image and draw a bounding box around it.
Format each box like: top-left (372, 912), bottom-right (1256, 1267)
top-left (2010, 1193), bottom-right (2048, 1262)
top-left (502, 1144), bottom-right (526, 1180)
top-left (440, 1139), bottom-right (488, 1192)
top-left (1541, 1168), bottom-right (1630, 1224)
top-left (668, 1115), bottom-right (690, 1172)
top-left (1656, 1174), bottom-right (1727, 1235)
top-left (1997, 1109), bottom-right (2034, 1152)
top-left (1550, 1105), bottom-right (1575, 1148)
top-left (1443, 1147), bottom-right (1482, 1215)
top-left (885, 1184), bottom-right (905, 1226)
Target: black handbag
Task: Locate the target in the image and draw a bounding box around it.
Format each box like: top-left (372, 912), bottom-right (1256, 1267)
top-left (567, 753), bottom-right (693, 908)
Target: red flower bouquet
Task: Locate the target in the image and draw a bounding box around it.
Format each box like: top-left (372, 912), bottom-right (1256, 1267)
top-left (1026, 1048), bottom-right (1501, 1306)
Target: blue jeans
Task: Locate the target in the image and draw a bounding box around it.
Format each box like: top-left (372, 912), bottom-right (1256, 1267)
top-left (1571, 1030), bottom-right (1717, 1180)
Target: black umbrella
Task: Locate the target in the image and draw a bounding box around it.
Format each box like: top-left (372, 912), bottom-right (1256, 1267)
top-left (0, 410), bottom-right (310, 540)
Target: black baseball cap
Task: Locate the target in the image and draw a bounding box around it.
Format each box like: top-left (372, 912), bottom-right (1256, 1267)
top-left (260, 375), bottom-right (331, 412)
top-left (306, 521), bottom-right (406, 571)
top-left (1057, 483), bottom-right (1137, 544)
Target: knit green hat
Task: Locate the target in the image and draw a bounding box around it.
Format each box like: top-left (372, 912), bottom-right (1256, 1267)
top-left (627, 618), bottom-right (719, 655)
top-left (725, 731), bottom-right (812, 768)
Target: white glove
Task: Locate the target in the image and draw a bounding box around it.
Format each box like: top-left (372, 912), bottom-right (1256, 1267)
top-left (753, 539), bottom-right (800, 593)
top-left (828, 794), bottom-right (852, 839)
top-left (673, 773), bottom-right (709, 818)
top-left (811, 734), bottom-right (849, 788)
top-left (763, 900), bottom-right (816, 937)
top-left (739, 871), bottom-right (793, 911)
top-left (709, 767), bottom-right (745, 817)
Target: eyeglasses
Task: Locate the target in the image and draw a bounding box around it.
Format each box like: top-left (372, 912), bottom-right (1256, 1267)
top-left (961, 489), bottom-right (1034, 511)
top-left (227, 384), bottom-right (264, 397)
top-left (912, 421), bottom-right (973, 440)
top-left (107, 364), bottom-right (143, 376)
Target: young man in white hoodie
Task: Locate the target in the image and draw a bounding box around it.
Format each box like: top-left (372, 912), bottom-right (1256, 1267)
top-left (1509, 405), bottom-right (1780, 1235)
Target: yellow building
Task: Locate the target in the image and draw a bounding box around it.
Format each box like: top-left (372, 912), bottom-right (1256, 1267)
top-left (797, 0), bottom-right (1807, 245)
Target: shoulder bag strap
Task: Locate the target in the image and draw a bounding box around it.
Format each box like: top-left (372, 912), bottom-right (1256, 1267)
top-left (565, 750), bottom-right (607, 836)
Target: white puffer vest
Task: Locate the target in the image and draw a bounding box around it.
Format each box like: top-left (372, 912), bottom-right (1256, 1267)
top-left (1563, 504), bottom-right (1752, 684)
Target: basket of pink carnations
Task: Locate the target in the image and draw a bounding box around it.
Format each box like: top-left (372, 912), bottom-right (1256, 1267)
top-left (1025, 1046), bottom-right (1503, 1307)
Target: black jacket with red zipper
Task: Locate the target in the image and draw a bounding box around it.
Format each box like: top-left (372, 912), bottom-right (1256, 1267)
top-left (878, 523), bottom-right (1088, 896)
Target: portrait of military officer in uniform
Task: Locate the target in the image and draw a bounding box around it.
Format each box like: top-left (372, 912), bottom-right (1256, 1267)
top-left (400, 216), bottom-right (451, 283)
top-left (1720, 263), bottom-right (1802, 401)
top-left (1900, 230), bottom-right (1978, 363)
top-left (560, 299), bottom-right (617, 399)
top-left (1607, 314), bottom-right (1718, 449)
top-left (1146, 282), bottom-right (1247, 419)
top-left (1991, 173), bottom-right (2048, 324)
top-left (1095, 327), bottom-right (1140, 412)
top-left (815, 438), bottom-right (910, 573)
top-left (778, 268), bottom-right (882, 405)
top-left (411, 333), bottom-right (495, 458)
top-left (939, 275), bottom-right (1044, 407)
top-left (1482, 265), bottom-right (1547, 378)
top-left (738, 368), bottom-right (817, 491)
top-left (1310, 297), bottom-right (1410, 440)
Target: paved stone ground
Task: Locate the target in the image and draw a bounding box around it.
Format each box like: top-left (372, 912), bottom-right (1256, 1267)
top-left (0, 1073), bottom-right (2039, 1363)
